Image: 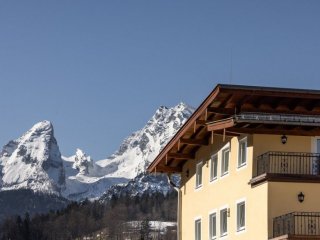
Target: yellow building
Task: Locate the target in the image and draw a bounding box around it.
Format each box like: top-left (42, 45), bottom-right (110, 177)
top-left (148, 84), bottom-right (320, 240)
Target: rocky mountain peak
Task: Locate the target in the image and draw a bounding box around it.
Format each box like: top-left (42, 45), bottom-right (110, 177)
top-left (0, 121), bottom-right (65, 195)
top-left (96, 103), bottom-right (194, 179)
top-left (73, 148), bottom-right (93, 175)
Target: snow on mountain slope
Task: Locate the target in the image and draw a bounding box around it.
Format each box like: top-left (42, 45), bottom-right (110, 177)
top-left (0, 102), bottom-right (194, 201)
top-left (63, 102), bottom-right (193, 200)
top-left (62, 149), bottom-right (127, 200)
top-left (0, 121), bottom-right (65, 195)
top-left (96, 102), bottom-right (194, 179)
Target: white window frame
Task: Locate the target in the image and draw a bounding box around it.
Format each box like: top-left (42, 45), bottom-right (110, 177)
top-left (195, 161), bottom-right (203, 189)
top-left (221, 146), bottom-right (230, 177)
top-left (210, 153), bottom-right (218, 182)
top-left (195, 217), bottom-right (202, 240)
top-left (209, 210), bottom-right (217, 240)
top-left (238, 137), bottom-right (247, 169)
top-left (312, 137), bottom-right (320, 153)
top-left (220, 207), bottom-right (228, 237)
top-left (236, 198), bottom-right (246, 233)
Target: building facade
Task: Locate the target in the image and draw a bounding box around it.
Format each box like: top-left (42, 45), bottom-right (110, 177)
top-left (148, 84), bottom-right (320, 240)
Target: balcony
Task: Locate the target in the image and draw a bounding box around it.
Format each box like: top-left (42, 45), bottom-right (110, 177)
top-left (250, 152), bottom-right (320, 186)
top-left (271, 212), bottom-right (320, 240)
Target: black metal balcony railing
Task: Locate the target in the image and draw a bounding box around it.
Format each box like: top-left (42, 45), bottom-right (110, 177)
top-left (273, 212), bottom-right (320, 237)
top-left (255, 152), bottom-right (320, 177)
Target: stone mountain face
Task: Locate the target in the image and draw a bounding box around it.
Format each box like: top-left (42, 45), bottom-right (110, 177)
top-left (72, 149), bottom-right (94, 175)
top-left (0, 120), bottom-right (65, 195)
top-left (96, 102), bottom-right (194, 179)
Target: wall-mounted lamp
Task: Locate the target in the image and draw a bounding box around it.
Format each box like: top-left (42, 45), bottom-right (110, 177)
top-left (298, 192), bottom-right (305, 203)
top-left (281, 135), bottom-right (288, 144)
top-left (185, 169), bottom-right (189, 178)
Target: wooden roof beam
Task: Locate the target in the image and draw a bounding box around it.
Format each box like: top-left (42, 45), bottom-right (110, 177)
top-left (180, 138), bottom-right (208, 146)
top-left (241, 102), bottom-right (256, 111)
top-left (196, 120), bottom-right (208, 126)
top-left (207, 118), bottom-right (235, 132)
top-left (155, 166), bottom-right (182, 173)
top-left (312, 102), bottom-right (320, 112)
top-left (219, 93), bottom-right (234, 108)
top-left (274, 98), bottom-right (292, 112)
top-left (238, 95), bottom-right (256, 108)
top-left (258, 103), bottom-right (274, 112)
top-left (207, 107), bottom-right (235, 115)
top-left (167, 153), bottom-right (195, 160)
top-left (209, 130), bottom-right (240, 137)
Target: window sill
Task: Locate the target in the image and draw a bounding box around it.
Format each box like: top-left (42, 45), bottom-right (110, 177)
top-left (236, 227), bottom-right (246, 235)
top-left (221, 172), bottom-right (229, 178)
top-left (237, 163), bottom-right (247, 171)
top-left (220, 233), bottom-right (228, 239)
top-left (209, 177), bottom-right (217, 183)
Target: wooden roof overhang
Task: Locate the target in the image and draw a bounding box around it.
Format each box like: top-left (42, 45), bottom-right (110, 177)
top-left (147, 84), bottom-right (320, 174)
top-left (207, 113), bottom-right (320, 136)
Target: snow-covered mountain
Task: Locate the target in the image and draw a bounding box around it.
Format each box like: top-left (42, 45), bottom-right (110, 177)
top-left (0, 103), bottom-right (194, 201)
top-left (0, 121), bottom-right (65, 195)
top-left (96, 102), bottom-right (194, 179)
top-left (62, 149), bottom-right (127, 200)
top-left (65, 102), bottom-right (193, 200)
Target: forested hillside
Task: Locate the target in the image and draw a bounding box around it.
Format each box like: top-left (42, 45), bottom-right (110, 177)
top-left (0, 191), bottom-right (177, 240)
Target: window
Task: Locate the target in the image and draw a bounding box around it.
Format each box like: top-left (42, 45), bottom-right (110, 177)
top-left (196, 162), bottom-right (203, 188)
top-left (195, 219), bottom-right (201, 240)
top-left (220, 208), bottom-right (228, 236)
top-left (209, 213), bottom-right (216, 239)
top-left (210, 154), bottom-right (218, 181)
top-left (238, 138), bottom-right (247, 167)
top-left (221, 148), bottom-right (230, 176)
top-left (237, 201), bottom-right (246, 231)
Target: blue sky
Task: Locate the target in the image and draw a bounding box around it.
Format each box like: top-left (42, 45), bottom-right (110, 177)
top-left (0, 1), bottom-right (320, 159)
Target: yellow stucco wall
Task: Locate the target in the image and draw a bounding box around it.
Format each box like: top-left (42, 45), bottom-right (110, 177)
top-left (268, 182), bottom-right (320, 238)
top-left (180, 134), bottom-right (319, 240)
top-left (180, 135), bottom-right (268, 240)
top-left (252, 135), bottom-right (313, 158)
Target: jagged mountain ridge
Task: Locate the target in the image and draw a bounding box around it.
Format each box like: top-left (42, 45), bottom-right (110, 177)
top-left (0, 103), bottom-right (194, 201)
top-left (96, 102), bottom-right (194, 179)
